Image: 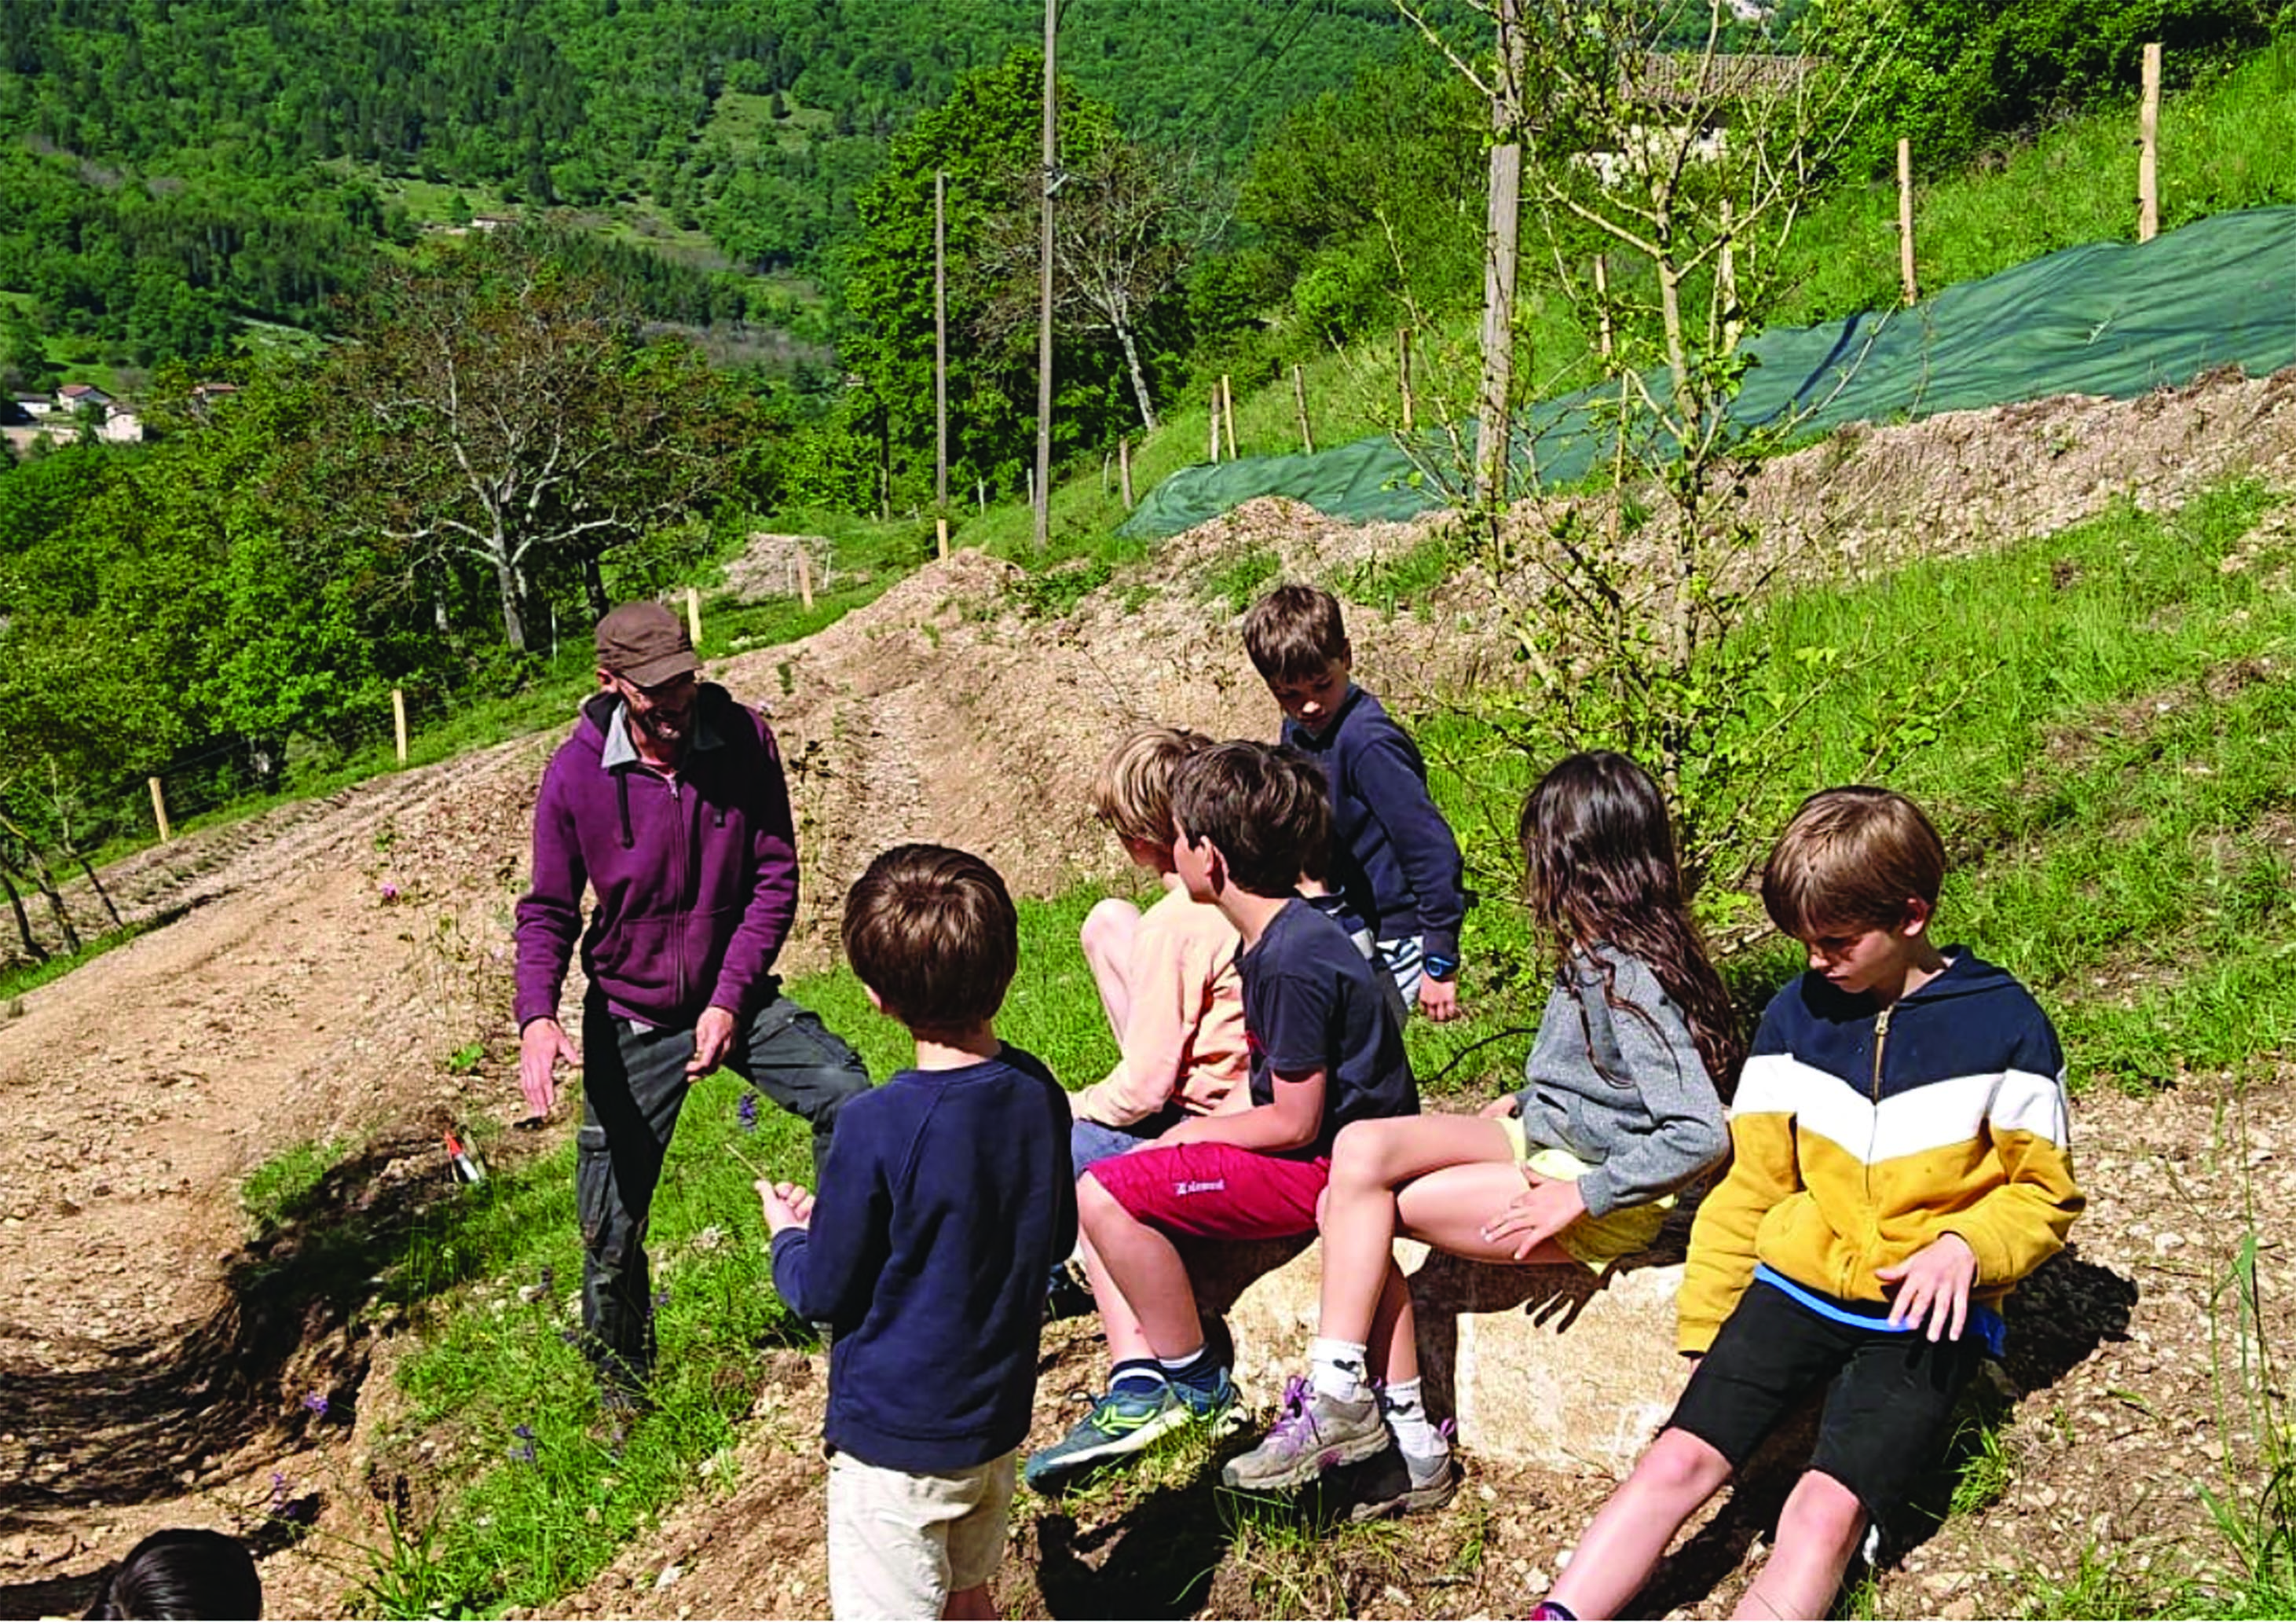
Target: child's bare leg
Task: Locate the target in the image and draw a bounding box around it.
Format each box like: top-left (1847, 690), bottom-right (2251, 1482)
top-left (1367, 1259), bottom-right (1419, 1384)
top-left (1730, 1472), bottom-right (1866, 1621)
top-left (1079, 1171), bottom-right (1199, 1357)
top-left (1080, 899), bottom-right (1142, 1042)
top-left (1319, 1115), bottom-right (1519, 1344)
top-left (943, 1582), bottom-right (994, 1620)
top-left (1547, 1428), bottom-right (1734, 1619)
top-left (1393, 1161), bottom-right (1578, 1269)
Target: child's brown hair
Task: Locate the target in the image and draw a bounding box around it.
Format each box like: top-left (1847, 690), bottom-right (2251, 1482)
top-left (1761, 786), bottom-right (1947, 939)
top-left (1241, 583), bottom-right (1349, 684)
top-left (1171, 741), bottom-right (1331, 899)
top-left (842, 844), bottom-right (1018, 1029)
top-left (1089, 724), bottom-right (1212, 848)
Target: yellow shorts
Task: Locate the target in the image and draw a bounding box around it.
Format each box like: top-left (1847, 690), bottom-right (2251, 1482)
top-left (1496, 1118), bottom-right (1671, 1274)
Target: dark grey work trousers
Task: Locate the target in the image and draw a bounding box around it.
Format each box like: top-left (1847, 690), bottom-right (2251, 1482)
top-left (576, 987), bottom-right (871, 1384)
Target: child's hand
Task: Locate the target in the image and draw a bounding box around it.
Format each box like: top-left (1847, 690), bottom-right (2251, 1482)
top-left (1877, 1233), bottom-right (1977, 1341)
top-left (1481, 1171), bottom-right (1587, 1260)
top-left (1477, 1094), bottom-right (1522, 1120)
top-left (756, 1179), bottom-right (815, 1236)
top-left (1419, 976), bottom-right (1461, 1023)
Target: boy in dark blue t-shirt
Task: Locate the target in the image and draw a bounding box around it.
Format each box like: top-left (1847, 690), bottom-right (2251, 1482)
top-left (1024, 742), bottom-right (1418, 1492)
top-left (759, 845), bottom-right (1075, 1621)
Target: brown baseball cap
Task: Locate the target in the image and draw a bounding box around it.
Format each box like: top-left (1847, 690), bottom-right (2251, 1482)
top-left (595, 602), bottom-right (699, 687)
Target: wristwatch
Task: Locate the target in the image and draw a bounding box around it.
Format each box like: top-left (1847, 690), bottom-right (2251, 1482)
top-left (1423, 953), bottom-right (1459, 981)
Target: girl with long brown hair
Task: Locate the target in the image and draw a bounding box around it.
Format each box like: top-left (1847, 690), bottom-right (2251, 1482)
top-left (1221, 750), bottom-right (1743, 1516)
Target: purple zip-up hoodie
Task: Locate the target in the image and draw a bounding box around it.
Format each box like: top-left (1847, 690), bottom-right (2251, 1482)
top-left (514, 684), bottom-right (799, 1029)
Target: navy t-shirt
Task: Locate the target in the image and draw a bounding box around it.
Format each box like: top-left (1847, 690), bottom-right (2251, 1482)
top-left (1241, 897), bottom-right (1419, 1156)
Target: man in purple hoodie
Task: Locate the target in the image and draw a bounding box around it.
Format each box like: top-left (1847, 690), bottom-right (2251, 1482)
top-left (514, 601), bottom-right (873, 1403)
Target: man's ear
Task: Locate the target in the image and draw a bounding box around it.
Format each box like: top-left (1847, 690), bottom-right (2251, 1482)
top-left (861, 983), bottom-right (888, 1016)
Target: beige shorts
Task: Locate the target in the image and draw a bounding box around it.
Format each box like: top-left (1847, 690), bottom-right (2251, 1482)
top-left (826, 1449), bottom-right (1016, 1620)
top-left (1495, 1121), bottom-right (1670, 1273)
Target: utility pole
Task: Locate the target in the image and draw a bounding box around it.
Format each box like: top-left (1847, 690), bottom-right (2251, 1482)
top-left (935, 170), bottom-right (950, 511)
top-left (1033, 0), bottom-right (1058, 548)
top-left (1474, 0), bottom-right (1525, 510)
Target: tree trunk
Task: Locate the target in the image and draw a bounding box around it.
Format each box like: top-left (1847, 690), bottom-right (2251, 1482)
top-left (583, 554), bottom-right (607, 621)
top-left (0, 869), bottom-right (45, 962)
top-left (20, 849), bottom-right (79, 956)
top-left (494, 553), bottom-right (529, 652)
top-left (1116, 323), bottom-right (1160, 434)
top-left (72, 851), bottom-right (124, 929)
top-left (1473, 0), bottom-right (1526, 511)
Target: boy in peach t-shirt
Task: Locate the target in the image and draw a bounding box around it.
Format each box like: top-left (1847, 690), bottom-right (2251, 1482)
top-left (1070, 725), bottom-right (1251, 1175)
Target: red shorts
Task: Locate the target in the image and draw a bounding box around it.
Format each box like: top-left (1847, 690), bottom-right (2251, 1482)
top-left (1085, 1141), bottom-right (1331, 1240)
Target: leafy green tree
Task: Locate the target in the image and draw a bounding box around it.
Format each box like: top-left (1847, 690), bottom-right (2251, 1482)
top-left (841, 52), bottom-right (1125, 503)
top-left (306, 233), bottom-right (756, 653)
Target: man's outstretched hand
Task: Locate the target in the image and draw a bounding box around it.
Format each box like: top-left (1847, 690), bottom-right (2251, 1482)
top-left (688, 1006), bottom-right (739, 1077)
top-left (519, 1017), bottom-right (580, 1120)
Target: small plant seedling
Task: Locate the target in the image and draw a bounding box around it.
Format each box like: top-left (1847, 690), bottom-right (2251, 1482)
top-left (447, 1041), bottom-right (485, 1075)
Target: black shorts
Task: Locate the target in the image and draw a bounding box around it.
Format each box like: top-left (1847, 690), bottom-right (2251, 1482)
top-left (1668, 1276), bottom-right (1986, 1521)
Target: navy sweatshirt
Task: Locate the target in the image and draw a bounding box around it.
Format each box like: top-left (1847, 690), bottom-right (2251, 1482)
top-left (1283, 684), bottom-right (1468, 962)
top-left (769, 1045), bottom-right (1077, 1472)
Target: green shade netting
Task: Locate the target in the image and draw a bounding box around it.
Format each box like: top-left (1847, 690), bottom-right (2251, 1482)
top-left (1122, 205), bottom-right (2296, 538)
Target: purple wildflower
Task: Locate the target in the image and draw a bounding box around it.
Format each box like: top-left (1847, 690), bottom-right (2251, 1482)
top-left (653, 1287), bottom-right (672, 1310)
top-left (558, 1328), bottom-right (582, 1347)
top-left (513, 1423), bottom-right (535, 1440)
top-left (269, 1471), bottom-right (292, 1512)
top-left (539, 1263), bottom-right (556, 1296)
top-left (379, 882), bottom-right (400, 902)
top-left (302, 1392), bottom-right (329, 1417)
top-left (738, 1091), bottom-right (759, 1134)
top-left (510, 1441), bottom-right (537, 1465)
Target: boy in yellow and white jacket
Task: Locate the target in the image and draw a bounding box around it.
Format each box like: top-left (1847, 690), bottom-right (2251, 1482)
top-left (1533, 787), bottom-right (2083, 1622)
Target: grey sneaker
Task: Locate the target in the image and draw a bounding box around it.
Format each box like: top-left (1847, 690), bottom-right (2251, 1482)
top-left (1336, 1446), bottom-right (1459, 1520)
top-left (1221, 1376), bottom-right (1390, 1492)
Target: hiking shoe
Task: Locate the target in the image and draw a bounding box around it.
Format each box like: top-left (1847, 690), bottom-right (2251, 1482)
top-left (1220, 1377), bottom-right (1390, 1492)
top-left (1334, 1446), bottom-right (1460, 1521)
top-left (1023, 1373), bottom-right (1238, 1491)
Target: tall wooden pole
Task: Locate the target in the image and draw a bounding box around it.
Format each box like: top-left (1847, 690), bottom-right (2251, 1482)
top-left (1032, 0), bottom-right (1057, 549)
top-left (1293, 364), bottom-right (1314, 454)
top-left (1718, 198), bottom-right (1741, 352)
top-left (1897, 137), bottom-right (1918, 305)
top-left (2138, 42), bottom-right (2162, 244)
top-left (1221, 374), bottom-right (1237, 460)
top-left (1399, 327), bottom-right (1415, 431)
top-left (934, 170), bottom-right (950, 511)
top-left (1592, 255), bottom-right (1614, 362)
top-left (1474, 0), bottom-right (1525, 509)
top-left (1119, 435), bottom-right (1133, 508)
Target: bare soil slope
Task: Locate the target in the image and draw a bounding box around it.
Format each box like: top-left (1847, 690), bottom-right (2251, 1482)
top-left (1, 371), bottom-right (2292, 1618)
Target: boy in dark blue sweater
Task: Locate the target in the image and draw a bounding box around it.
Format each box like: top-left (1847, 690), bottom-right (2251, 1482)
top-left (1243, 583), bottom-right (1468, 1024)
top-left (758, 845), bottom-right (1075, 1620)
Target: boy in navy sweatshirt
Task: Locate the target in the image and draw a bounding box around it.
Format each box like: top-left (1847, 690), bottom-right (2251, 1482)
top-left (1243, 583), bottom-right (1468, 1023)
top-left (757, 845), bottom-right (1075, 1621)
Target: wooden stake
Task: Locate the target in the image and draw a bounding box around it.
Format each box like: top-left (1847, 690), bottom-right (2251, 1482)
top-left (1399, 328), bottom-right (1415, 432)
top-left (1209, 394), bottom-right (1221, 464)
top-left (977, 479), bottom-right (987, 513)
top-left (1100, 449), bottom-right (1111, 494)
top-left (1119, 436), bottom-right (1133, 508)
top-left (1292, 364), bottom-right (1314, 454)
top-left (148, 777), bottom-right (171, 844)
top-left (796, 545), bottom-right (814, 610)
top-left (1719, 198), bottom-right (1741, 352)
top-left (1220, 374), bottom-right (1237, 460)
top-left (934, 170), bottom-right (950, 511)
top-left (936, 516), bottom-right (950, 560)
top-left (1897, 137), bottom-right (1918, 306)
top-left (2138, 42), bottom-right (2162, 243)
top-left (1593, 255), bottom-right (1614, 362)
top-left (686, 585), bottom-right (702, 649)
top-left (391, 688), bottom-right (408, 766)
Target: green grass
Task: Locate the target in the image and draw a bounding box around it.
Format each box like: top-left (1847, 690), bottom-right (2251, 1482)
top-left (0, 922), bottom-right (154, 1003)
top-left (240, 1138), bottom-right (346, 1232)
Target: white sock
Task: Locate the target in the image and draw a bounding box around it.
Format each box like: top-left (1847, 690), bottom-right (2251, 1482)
top-left (1380, 1377), bottom-right (1448, 1461)
top-left (1308, 1336), bottom-right (1371, 1402)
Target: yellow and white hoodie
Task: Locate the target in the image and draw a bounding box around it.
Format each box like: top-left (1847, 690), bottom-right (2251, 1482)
top-left (1677, 951), bottom-right (2083, 1355)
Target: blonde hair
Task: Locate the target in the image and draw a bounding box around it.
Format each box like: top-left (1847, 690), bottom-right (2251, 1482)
top-left (1089, 724), bottom-right (1213, 848)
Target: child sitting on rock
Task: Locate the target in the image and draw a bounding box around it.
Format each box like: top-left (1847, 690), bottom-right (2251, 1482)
top-left (1221, 751), bottom-right (1739, 1517)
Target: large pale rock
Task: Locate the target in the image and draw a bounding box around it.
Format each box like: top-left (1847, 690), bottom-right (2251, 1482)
top-left (1185, 1227), bottom-right (1691, 1476)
